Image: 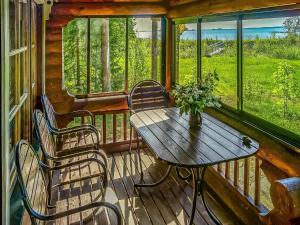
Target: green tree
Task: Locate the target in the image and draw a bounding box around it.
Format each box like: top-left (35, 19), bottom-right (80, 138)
top-left (283, 16), bottom-right (300, 35)
top-left (175, 24), bottom-right (186, 83)
top-left (273, 62), bottom-right (298, 118)
top-left (101, 18), bottom-right (111, 92)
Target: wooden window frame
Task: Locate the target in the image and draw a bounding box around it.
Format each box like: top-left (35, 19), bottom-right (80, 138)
top-left (63, 16), bottom-right (167, 98)
top-left (172, 7), bottom-right (300, 151)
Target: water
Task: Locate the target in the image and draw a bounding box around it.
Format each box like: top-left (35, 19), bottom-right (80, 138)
top-left (180, 26), bottom-right (288, 40)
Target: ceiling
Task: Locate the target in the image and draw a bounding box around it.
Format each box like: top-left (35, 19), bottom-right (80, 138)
top-left (47, 0), bottom-right (300, 20)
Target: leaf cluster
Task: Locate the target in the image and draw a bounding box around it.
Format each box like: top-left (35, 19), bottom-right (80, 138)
top-left (172, 70), bottom-right (221, 116)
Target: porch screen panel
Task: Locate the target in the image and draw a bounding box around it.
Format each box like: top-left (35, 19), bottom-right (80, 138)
top-left (63, 17), bottom-right (162, 94)
top-left (90, 18), bottom-right (126, 93)
top-left (128, 17), bottom-right (162, 89)
top-left (175, 23), bottom-right (197, 85)
top-left (243, 16), bottom-right (300, 135)
top-left (63, 18), bottom-right (88, 95)
top-left (201, 19), bottom-right (237, 108)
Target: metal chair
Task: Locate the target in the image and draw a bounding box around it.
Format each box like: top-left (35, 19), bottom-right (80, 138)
top-left (33, 109), bottom-right (107, 167)
top-left (15, 140), bottom-right (122, 225)
top-left (41, 94), bottom-right (95, 129)
top-left (128, 80), bottom-right (169, 176)
top-left (34, 109), bottom-right (108, 209)
top-left (41, 95), bottom-right (99, 154)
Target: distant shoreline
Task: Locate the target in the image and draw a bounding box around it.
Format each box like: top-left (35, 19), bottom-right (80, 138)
top-left (180, 26), bottom-right (291, 40)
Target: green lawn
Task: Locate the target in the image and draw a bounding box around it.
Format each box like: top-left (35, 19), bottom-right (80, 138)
top-left (178, 54), bottom-right (300, 136)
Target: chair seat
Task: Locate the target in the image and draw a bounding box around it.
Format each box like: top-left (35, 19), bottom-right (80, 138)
top-left (57, 130), bottom-right (100, 155)
top-left (46, 187), bottom-right (118, 225)
top-left (48, 160), bottom-right (118, 225)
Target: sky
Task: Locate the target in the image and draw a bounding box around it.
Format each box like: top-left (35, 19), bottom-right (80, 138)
top-left (134, 18), bottom-right (161, 38)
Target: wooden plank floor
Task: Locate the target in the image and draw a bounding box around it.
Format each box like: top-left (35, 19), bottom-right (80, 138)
top-left (108, 149), bottom-right (241, 225)
top-left (48, 148), bottom-right (241, 225)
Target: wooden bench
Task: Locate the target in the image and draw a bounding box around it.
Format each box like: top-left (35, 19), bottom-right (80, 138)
top-left (15, 140), bottom-right (122, 225)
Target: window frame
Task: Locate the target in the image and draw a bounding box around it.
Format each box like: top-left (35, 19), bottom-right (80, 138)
top-left (62, 15), bottom-right (167, 98)
top-left (172, 7), bottom-right (300, 151)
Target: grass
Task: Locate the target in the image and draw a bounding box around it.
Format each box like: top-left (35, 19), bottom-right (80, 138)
top-left (177, 51), bottom-right (300, 136)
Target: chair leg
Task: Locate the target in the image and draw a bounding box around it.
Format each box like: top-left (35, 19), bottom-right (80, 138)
top-left (135, 130), bottom-right (143, 177)
top-left (47, 171), bottom-right (55, 208)
top-left (129, 125), bottom-right (133, 152)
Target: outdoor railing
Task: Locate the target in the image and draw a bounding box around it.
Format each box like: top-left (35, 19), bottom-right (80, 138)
top-left (69, 108), bottom-right (138, 153)
top-left (214, 155), bottom-right (272, 210)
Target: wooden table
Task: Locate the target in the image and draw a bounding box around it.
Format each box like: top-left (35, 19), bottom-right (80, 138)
top-left (130, 107), bottom-right (259, 225)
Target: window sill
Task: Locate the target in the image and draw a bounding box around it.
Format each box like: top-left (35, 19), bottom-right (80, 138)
top-left (208, 106), bottom-right (300, 153)
top-left (74, 91), bottom-right (127, 99)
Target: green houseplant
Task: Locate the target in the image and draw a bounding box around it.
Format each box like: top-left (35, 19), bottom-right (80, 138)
top-left (172, 70), bottom-right (221, 127)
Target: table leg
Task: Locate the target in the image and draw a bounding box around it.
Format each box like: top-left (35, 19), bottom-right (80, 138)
top-left (199, 167), bottom-right (221, 225)
top-left (189, 167), bottom-right (221, 225)
top-left (134, 165), bottom-right (172, 188)
top-left (189, 168), bottom-right (199, 225)
top-left (135, 130), bottom-right (144, 178)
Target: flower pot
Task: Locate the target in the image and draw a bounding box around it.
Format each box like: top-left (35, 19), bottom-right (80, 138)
top-left (189, 113), bottom-right (202, 128)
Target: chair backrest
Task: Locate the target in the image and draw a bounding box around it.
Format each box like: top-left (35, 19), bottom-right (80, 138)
top-left (33, 109), bottom-right (57, 160)
top-left (41, 94), bottom-right (58, 129)
top-left (128, 80), bottom-right (168, 113)
top-left (15, 140), bottom-right (48, 224)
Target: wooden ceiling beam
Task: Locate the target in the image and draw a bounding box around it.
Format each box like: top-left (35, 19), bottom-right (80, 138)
top-left (167, 0), bottom-right (300, 18)
top-left (58, 0), bottom-right (163, 3)
top-left (51, 2), bottom-right (167, 16)
top-left (168, 0), bottom-right (198, 7)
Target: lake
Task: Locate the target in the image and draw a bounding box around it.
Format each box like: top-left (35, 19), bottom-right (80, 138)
top-left (180, 26), bottom-right (289, 40)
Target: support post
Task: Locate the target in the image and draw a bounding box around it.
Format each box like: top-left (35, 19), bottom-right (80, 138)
top-left (41, 9), bottom-right (46, 94)
top-left (165, 17), bottom-right (173, 92)
top-left (0, 0), bottom-right (11, 224)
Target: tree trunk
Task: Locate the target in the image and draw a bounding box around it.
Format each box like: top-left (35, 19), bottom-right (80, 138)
top-left (101, 18), bottom-right (111, 92)
top-left (151, 18), bottom-right (159, 81)
top-left (76, 31), bottom-right (80, 88)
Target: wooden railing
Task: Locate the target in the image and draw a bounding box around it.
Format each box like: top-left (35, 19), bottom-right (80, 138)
top-left (214, 156), bottom-right (272, 210)
top-left (70, 108), bottom-right (139, 153)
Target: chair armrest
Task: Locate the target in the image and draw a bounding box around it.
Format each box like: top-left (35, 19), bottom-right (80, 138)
top-left (56, 110), bottom-right (95, 126)
top-left (33, 201), bottom-right (121, 224)
top-left (46, 149), bottom-right (107, 168)
top-left (40, 158), bottom-right (107, 184)
top-left (41, 158), bottom-right (106, 174)
top-left (51, 125), bottom-right (102, 148)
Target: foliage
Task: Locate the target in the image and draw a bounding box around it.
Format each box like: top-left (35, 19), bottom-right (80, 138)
top-left (63, 17), bottom-right (161, 94)
top-left (175, 18), bottom-right (300, 135)
top-left (283, 17), bottom-right (300, 35)
top-left (172, 70), bottom-right (221, 116)
top-left (272, 62), bottom-right (299, 118)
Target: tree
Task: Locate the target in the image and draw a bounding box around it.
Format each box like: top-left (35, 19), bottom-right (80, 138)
top-left (76, 23), bottom-right (81, 88)
top-left (283, 17), bottom-right (300, 35)
top-left (151, 18), bottom-right (159, 80)
top-left (175, 24), bottom-right (186, 82)
top-left (273, 62), bottom-right (298, 118)
top-left (101, 18), bottom-right (111, 92)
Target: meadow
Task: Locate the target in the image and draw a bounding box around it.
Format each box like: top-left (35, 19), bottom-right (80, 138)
top-left (177, 36), bottom-right (300, 136)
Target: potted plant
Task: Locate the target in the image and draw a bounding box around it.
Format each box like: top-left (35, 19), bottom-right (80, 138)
top-left (172, 70), bottom-right (221, 127)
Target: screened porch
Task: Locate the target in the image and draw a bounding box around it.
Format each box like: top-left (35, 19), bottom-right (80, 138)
top-left (1, 0), bottom-right (300, 225)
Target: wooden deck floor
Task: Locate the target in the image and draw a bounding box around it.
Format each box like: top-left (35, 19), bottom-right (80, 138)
top-left (47, 148), bottom-right (240, 225)
top-left (107, 149), bottom-right (240, 225)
